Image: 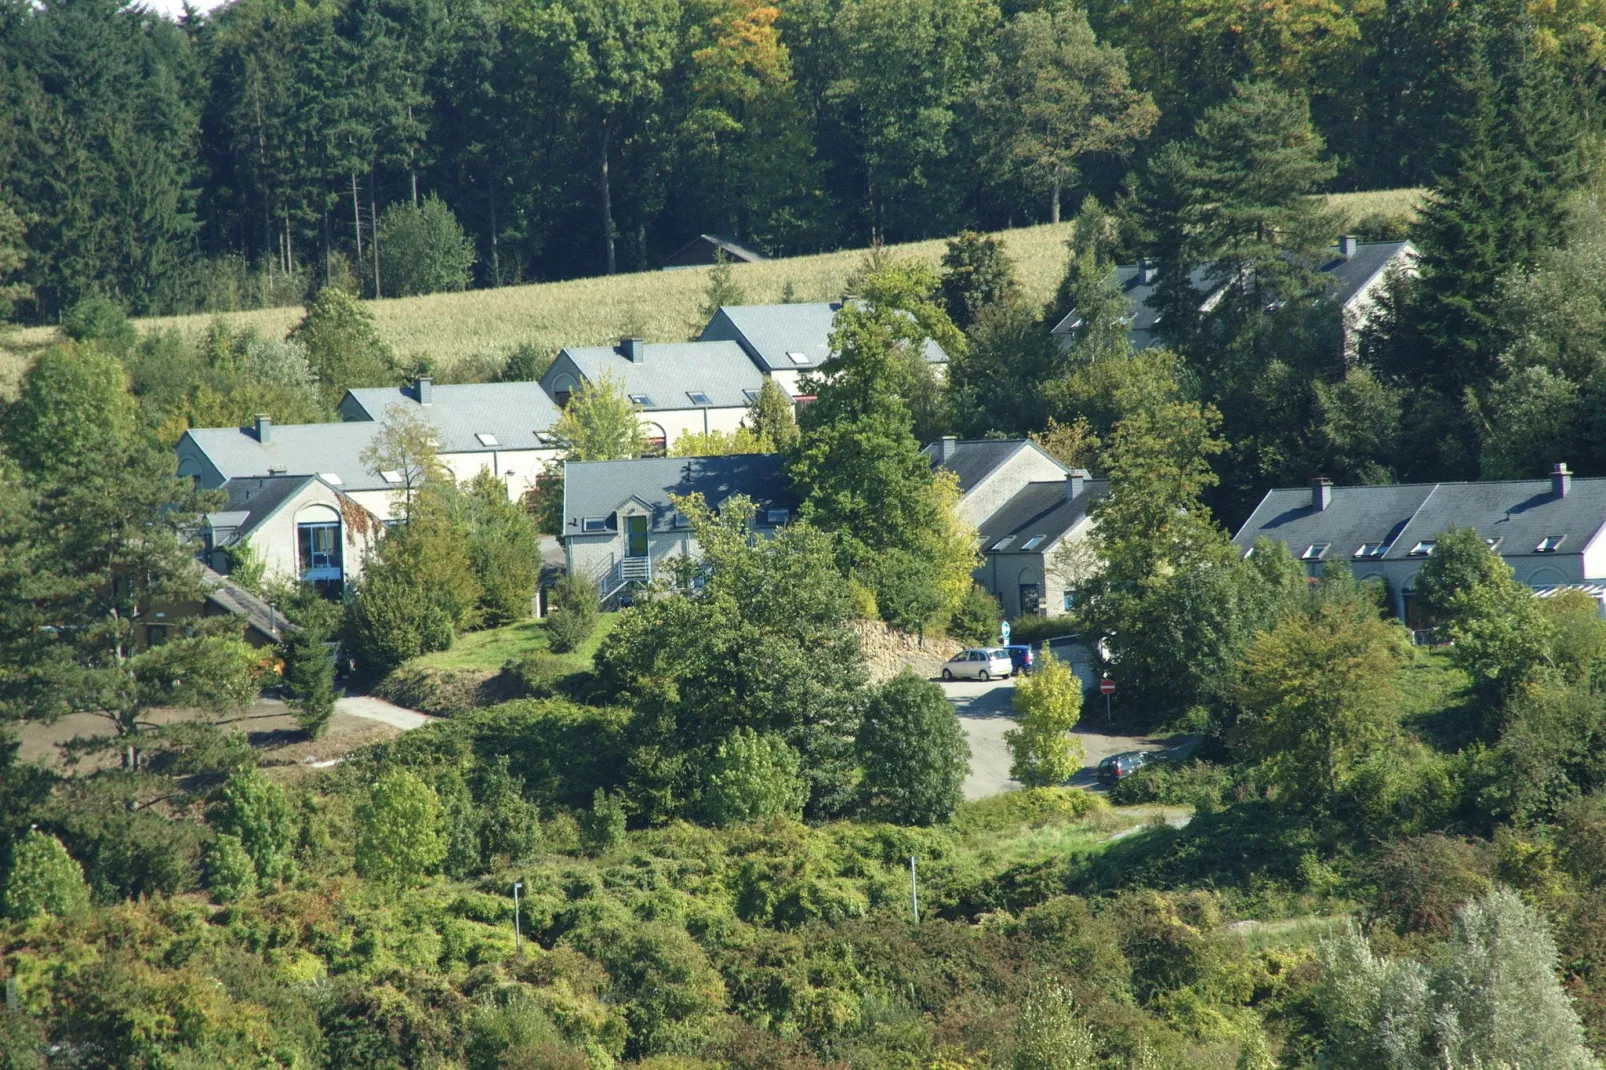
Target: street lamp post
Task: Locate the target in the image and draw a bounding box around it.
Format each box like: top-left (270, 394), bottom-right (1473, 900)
top-left (512, 881), bottom-right (523, 954)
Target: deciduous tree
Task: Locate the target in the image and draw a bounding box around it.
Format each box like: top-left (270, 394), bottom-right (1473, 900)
top-left (857, 669), bottom-right (969, 825)
top-left (1006, 653), bottom-right (1086, 787)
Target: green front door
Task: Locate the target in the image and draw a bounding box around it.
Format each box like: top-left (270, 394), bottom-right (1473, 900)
top-left (626, 514), bottom-right (649, 558)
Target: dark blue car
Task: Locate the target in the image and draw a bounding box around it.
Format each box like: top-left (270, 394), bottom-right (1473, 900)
top-left (1005, 644), bottom-right (1034, 675)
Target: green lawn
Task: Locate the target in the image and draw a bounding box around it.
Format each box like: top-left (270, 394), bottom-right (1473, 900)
top-left (412, 613), bottom-right (617, 673)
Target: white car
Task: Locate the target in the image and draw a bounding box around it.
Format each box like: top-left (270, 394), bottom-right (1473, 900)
top-left (940, 648), bottom-right (1013, 682)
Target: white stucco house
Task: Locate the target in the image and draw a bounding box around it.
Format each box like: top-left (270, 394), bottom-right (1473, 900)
top-left (540, 338), bottom-right (765, 455)
top-left (699, 301), bottom-right (951, 398)
top-left (337, 377), bottom-right (565, 504)
top-left (1050, 237), bottom-right (1417, 357)
top-left (199, 474), bottom-right (383, 596)
top-left (1233, 464), bottom-right (1606, 629)
top-left (560, 453), bottom-right (795, 602)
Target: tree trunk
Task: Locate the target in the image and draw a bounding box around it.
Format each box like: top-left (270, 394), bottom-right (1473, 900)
top-left (1051, 178), bottom-right (1061, 225)
top-left (600, 118), bottom-right (616, 275)
top-left (352, 173), bottom-right (363, 260)
top-left (370, 170), bottom-right (381, 299)
top-left (489, 178), bottom-right (500, 287)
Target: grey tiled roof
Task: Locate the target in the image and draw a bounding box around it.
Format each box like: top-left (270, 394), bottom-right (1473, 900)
top-left (921, 439), bottom-right (1065, 495)
top-left (663, 234), bottom-right (767, 266)
top-left (182, 421), bottom-right (396, 492)
top-left (341, 381), bottom-right (562, 452)
top-left (205, 475), bottom-right (320, 544)
top-left (553, 341), bottom-right (764, 410)
top-left (700, 302), bottom-right (950, 371)
top-left (977, 479), bottom-right (1109, 550)
top-left (562, 454), bottom-right (795, 536)
top-left (1233, 476), bottom-right (1606, 564)
top-left (201, 565), bottom-right (291, 641)
top-left (1050, 241), bottom-right (1414, 342)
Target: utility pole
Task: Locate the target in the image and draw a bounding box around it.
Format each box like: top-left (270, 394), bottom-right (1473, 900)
top-left (908, 855), bottom-right (919, 924)
top-left (512, 881), bottom-right (523, 954)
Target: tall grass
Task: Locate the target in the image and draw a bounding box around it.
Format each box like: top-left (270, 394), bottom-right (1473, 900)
top-left (0, 188), bottom-right (1424, 394)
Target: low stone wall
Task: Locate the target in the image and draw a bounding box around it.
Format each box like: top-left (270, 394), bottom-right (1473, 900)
top-left (853, 620), bottom-right (964, 684)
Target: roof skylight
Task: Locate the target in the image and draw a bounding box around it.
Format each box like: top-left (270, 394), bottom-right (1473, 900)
top-left (786, 351), bottom-right (810, 365)
top-left (743, 389), bottom-right (760, 402)
top-left (1302, 543), bottom-right (1330, 560)
top-left (1537, 535), bottom-right (1567, 552)
top-left (320, 472), bottom-right (343, 486)
top-left (1409, 540), bottom-right (1435, 556)
top-left (1021, 535), bottom-right (1046, 551)
top-left (991, 536), bottom-right (1015, 551)
top-left (475, 432), bottom-right (499, 447)
top-left (628, 393), bottom-right (652, 406)
top-left (380, 470), bottom-right (404, 485)
top-left (686, 391), bottom-right (712, 405)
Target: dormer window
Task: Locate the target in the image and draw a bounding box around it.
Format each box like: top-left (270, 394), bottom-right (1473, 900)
top-left (476, 432), bottom-right (500, 447)
top-left (1408, 541), bottom-right (1435, 556)
top-left (670, 511), bottom-right (688, 529)
top-left (1537, 535), bottom-right (1566, 552)
top-left (686, 391), bottom-right (712, 405)
top-left (628, 393), bottom-right (652, 406)
top-left (581, 517), bottom-right (608, 533)
top-left (1302, 543), bottom-right (1330, 561)
top-left (766, 508), bottom-right (790, 525)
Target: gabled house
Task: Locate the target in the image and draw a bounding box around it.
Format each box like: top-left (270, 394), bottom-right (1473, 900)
top-left (923, 436), bottom-right (1070, 528)
top-left (561, 454), bottom-right (795, 601)
top-left (1050, 238), bottom-right (1417, 357)
top-left (178, 417), bottom-right (403, 519)
top-left (661, 234), bottom-right (767, 270)
top-left (699, 302), bottom-right (951, 398)
top-left (976, 473), bottom-right (1108, 618)
top-left (540, 338), bottom-right (765, 455)
top-left (338, 377), bottom-right (564, 503)
top-left (201, 474), bottom-right (382, 597)
top-left (1233, 465), bottom-right (1606, 629)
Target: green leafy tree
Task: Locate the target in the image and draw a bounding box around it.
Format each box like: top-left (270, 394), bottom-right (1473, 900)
top-left (699, 727), bottom-right (807, 826)
top-left (474, 755), bottom-right (542, 865)
top-left (205, 833), bottom-right (257, 905)
top-left (1417, 527), bottom-right (1552, 699)
top-left (60, 295), bottom-right (136, 354)
top-left (0, 201), bottom-right (33, 322)
top-left (948, 585), bottom-right (1003, 646)
top-left (2, 343), bottom-right (134, 481)
top-left (580, 787), bottom-right (628, 855)
top-left (939, 231), bottom-right (1018, 330)
top-left (374, 194), bottom-right (475, 296)
top-left (211, 769), bottom-right (297, 888)
top-left (546, 572), bottom-right (599, 654)
top-left (1013, 981), bottom-right (1097, 1070)
top-left (360, 404), bottom-right (447, 517)
top-left (460, 469), bottom-right (542, 626)
top-left (1006, 653), bottom-right (1087, 788)
top-left (355, 769), bottom-right (447, 889)
top-left (978, 3), bottom-right (1157, 224)
top-left (857, 669), bottom-right (969, 825)
top-left (745, 376), bottom-right (799, 451)
top-left (2, 830), bottom-right (89, 920)
top-left (553, 372), bottom-right (647, 460)
top-left (1231, 595), bottom-right (1405, 806)
top-left (289, 287), bottom-right (398, 402)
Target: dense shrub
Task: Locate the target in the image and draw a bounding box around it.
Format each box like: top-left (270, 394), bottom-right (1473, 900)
top-left (2, 831), bottom-right (89, 919)
top-left (505, 651), bottom-right (572, 699)
top-left (356, 769), bottom-right (447, 888)
top-left (60, 294), bottom-right (135, 352)
top-left (580, 789), bottom-right (628, 855)
top-left (547, 574), bottom-right (599, 654)
top-left (205, 834), bottom-right (257, 903)
top-left (1108, 758), bottom-right (1231, 808)
top-left (857, 670), bottom-right (970, 825)
top-left (947, 584), bottom-right (1003, 645)
top-left (699, 728), bottom-right (807, 826)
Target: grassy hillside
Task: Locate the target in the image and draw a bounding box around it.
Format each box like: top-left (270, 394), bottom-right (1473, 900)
top-left (0, 188), bottom-right (1422, 396)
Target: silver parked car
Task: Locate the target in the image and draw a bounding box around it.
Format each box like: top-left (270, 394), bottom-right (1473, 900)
top-left (940, 648), bottom-right (1014, 682)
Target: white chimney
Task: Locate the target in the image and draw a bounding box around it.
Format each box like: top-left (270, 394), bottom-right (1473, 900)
top-left (1312, 477), bottom-right (1332, 511)
top-left (416, 377), bottom-right (433, 405)
top-left (254, 414), bottom-right (271, 444)
top-left (621, 338), bottom-right (645, 363)
top-left (1339, 235), bottom-right (1358, 259)
top-left (1553, 462), bottom-right (1573, 499)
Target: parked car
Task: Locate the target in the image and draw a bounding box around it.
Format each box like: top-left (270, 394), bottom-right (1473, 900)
top-left (1096, 751), bottom-right (1152, 785)
top-left (940, 648), bottom-right (1014, 681)
top-left (1005, 644), bottom-right (1034, 675)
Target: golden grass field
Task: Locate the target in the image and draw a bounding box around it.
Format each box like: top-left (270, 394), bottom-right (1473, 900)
top-left (0, 188), bottom-right (1423, 395)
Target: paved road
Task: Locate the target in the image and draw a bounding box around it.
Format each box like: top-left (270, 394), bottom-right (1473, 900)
top-left (335, 695), bottom-right (436, 731)
top-left (942, 676), bottom-right (1189, 800)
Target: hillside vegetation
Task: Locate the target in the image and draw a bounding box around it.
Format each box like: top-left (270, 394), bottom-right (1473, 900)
top-left (0, 190), bottom-right (1418, 398)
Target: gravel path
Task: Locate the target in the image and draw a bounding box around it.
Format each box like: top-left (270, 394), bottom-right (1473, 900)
top-left (334, 695), bottom-right (436, 731)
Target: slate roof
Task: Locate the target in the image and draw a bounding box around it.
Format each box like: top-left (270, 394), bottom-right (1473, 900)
top-left (1233, 476), bottom-right (1606, 564)
top-left (182, 421), bottom-right (396, 492)
top-left (1049, 241), bottom-right (1414, 343)
top-left (977, 479), bottom-right (1110, 552)
top-left (700, 302), bottom-right (950, 371)
top-left (921, 439), bottom-right (1066, 495)
top-left (562, 454), bottom-right (795, 536)
top-left (204, 475), bottom-right (322, 545)
top-left (200, 565), bottom-right (292, 641)
top-left (341, 381), bottom-right (563, 453)
top-left (662, 234), bottom-right (768, 268)
top-left (552, 341), bottom-right (764, 410)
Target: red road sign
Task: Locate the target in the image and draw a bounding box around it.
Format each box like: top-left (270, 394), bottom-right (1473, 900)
top-left (1099, 678), bottom-right (1116, 696)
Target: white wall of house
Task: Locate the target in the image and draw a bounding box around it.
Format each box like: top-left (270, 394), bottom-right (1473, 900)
top-left (976, 514), bottom-right (1096, 619)
top-left (1345, 553), bottom-right (1588, 621)
top-left (225, 482), bottom-right (380, 589)
top-left (651, 406), bottom-right (752, 450)
top-left (438, 447), bottom-right (563, 502)
top-left (957, 451), bottom-right (1070, 528)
